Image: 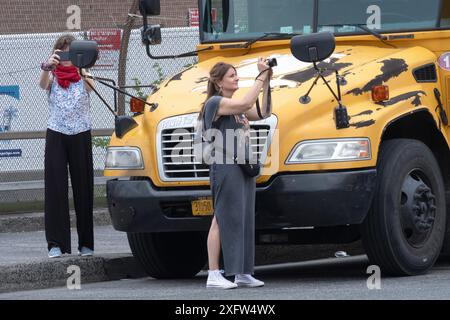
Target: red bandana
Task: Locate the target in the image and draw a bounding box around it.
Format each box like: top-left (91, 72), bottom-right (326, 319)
top-left (53, 65), bottom-right (81, 89)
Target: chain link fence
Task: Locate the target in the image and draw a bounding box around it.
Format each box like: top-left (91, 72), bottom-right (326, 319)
top-left (0, 1), bottom-right (200, 212)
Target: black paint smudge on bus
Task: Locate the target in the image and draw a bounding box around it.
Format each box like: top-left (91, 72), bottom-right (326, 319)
top-left (346, 58), bottom-right (408, 96)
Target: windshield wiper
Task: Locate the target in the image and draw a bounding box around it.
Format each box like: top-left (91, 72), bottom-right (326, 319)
top-left (242, 32), bottom-right (302, 49)
top-left (320, 24), bottom-right (396, 48)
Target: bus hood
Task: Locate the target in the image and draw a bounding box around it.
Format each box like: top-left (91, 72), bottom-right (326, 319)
top-left (146, 43), bottom-right (434, 129)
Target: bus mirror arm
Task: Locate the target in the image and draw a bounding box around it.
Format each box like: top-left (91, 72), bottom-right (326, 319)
top-left (79, 69), bottom-right (158, 138)
top-left (143, 38), bottom-right (213, 60)
top-left (299, 63), bottom-right (349, 129)
top-left (140, 13), bottom-right (212, 59)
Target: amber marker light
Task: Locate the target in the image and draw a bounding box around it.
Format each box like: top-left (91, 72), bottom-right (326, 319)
top-left (358, 140), bottom-right (370, 158)
top-left (371, 85), bottom-right (389, 102)
top-left (130, 97), bottom-right (145, 113)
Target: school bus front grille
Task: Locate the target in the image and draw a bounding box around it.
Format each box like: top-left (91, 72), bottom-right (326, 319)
top-left (159, 126), bottom-right (270, 180)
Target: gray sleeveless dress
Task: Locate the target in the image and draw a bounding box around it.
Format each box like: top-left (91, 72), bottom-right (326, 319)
top-left (203, 96), bottom-right (256, 276)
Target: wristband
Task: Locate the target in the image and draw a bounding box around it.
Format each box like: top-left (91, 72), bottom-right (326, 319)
top-left (41, 62), bottom-right (55, 72)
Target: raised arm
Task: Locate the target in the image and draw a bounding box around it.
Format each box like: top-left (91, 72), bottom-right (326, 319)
top-left (245, 70), bottom-right (273, 121)
top-left (216, 57), bottom-right (270, 117)
top-left (39, 51), bottom-right (59, 90)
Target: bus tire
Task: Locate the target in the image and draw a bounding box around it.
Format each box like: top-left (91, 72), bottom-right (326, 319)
top-left (362, 139), bottom-right (446, 276)
top-left (127, 231), bottom-right (207, 279)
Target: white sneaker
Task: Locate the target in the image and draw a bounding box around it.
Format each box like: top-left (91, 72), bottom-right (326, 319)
top-left (48, 247), bottom-right (62, 259)
top-left (206, 270), bottom-right (238, 289)
top-left (234, 274), bottom-right (265, 288)
top-left (78, 247), bottom-right (94, 257)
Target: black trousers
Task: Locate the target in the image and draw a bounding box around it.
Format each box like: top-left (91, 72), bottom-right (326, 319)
top-left (44, 129), bottom-right (94, 254)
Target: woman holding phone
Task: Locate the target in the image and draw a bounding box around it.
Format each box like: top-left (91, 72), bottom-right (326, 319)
top-left (39, 34), bottom-right (96, 258)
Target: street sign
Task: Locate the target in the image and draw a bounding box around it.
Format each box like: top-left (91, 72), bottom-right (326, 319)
top-left (88, 28), bottom-right (122, 70)
top-left (189, 8), bottom-right (199, 27)
top-left (189, 8), bottom-right (216, 27)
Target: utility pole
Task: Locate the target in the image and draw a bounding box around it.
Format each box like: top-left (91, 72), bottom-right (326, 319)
top-left (117, 0), bottom-right (140, 116)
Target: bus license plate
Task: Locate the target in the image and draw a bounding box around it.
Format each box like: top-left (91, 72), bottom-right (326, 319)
top-left (191, 198), bottom-right (213, 216)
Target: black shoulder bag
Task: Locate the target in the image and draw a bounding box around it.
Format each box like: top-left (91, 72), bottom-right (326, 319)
top-left (238, 69), bottom-right (272, 178)
top-left (237, 131), bottom-right (260, 177)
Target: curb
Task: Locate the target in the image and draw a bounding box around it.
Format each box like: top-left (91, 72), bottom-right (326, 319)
top-left (0, 253), bottom-right (146, 293)
top-left (0, 208), bottom-right (111, 233)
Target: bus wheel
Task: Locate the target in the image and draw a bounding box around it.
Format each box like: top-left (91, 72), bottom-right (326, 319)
top-left (127, 231), bottom-right (207, 279)
top-left (362, 139), bottom-right (446, 275)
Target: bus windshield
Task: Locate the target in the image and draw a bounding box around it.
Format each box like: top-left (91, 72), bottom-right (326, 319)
top-left (200, 0), bottom-right (447, 43)
top-left (200, 0), bottom-right (314, 42)
top-left (317, 0), bottom-right (441, 33)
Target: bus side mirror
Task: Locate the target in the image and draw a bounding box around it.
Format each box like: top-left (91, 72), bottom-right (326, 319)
top-left (69, 40), bottom-right (99, 69)
top-left (290, 32), bottom-right (335, 63)
top-left (139, 0), bottom-right (161, 46)
top-left (141, 24), bottom-right (161, 45)
top-left (115, 116), bottom-right (138, 139)
top-left (139, 0), bottom-right (161, 16)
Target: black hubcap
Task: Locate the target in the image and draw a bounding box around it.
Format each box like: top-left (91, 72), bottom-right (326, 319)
top-left (400, 170), bottom-right (436, 248)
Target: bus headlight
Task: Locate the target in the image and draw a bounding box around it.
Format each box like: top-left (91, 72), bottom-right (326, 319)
top-left (105, 147), bottom-right (144, 169)
top-left (286, 138), bottom-right (371, 164)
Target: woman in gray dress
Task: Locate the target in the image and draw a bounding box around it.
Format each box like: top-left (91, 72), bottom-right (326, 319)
top-left (198, 58), bottom-right (273, 289)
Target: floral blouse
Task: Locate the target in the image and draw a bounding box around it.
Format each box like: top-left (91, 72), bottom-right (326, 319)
top-left (47, 79), bottom-right (91, 135)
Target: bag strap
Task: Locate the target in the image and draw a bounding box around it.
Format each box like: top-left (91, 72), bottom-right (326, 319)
top-left (201, 104), bottom-right (221, 144)
top-left (255, 71), bottom-right (272, 120)
top-left (255, 98), bottom-right (263, 119)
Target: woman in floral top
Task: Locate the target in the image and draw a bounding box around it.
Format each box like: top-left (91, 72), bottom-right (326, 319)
top-left (39, 34), bottom-right (96, 258)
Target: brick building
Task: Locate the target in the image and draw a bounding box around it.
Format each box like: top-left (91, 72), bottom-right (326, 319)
top-left (0, 0), bottom-right (198, 35)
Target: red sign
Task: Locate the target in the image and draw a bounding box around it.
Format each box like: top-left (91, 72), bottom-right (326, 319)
top-left (89, 28), bottom-right (121, 50)
top-left (189, 8), bottom-right (216, 27)
top-left (212, 8), bottom-right (217, 24)
top-left (88, 28), bottom-right (122, 70)
top-left (189, 8), bottom-right (199, 27)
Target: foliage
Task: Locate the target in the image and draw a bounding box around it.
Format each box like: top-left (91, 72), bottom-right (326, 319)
top-left (152, 62), bottom-right (165, 86)
top-left (92, 136), bottom-right (110, 149)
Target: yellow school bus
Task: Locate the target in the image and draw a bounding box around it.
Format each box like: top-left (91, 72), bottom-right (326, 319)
top-left (103, 0), bottom-right (450, 278)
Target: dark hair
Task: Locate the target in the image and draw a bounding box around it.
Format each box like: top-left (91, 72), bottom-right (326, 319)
top-left (198, 62), bottom-right (236, 120)
top-left (53, 34), bottom-right (76, 52)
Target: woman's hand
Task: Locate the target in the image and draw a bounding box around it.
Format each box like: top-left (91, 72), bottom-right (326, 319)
top-left (39, 50), bottom-right (60, 89)
top-left (256, 57), bottom-right (271, 81)
top-left (257, 57), bottom-right (270, 72)
top-left (47, 50), bottom-right (61, 67)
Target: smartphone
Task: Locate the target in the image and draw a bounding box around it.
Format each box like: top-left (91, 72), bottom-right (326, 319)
top-left (56, 51), bottom-right (70, 61)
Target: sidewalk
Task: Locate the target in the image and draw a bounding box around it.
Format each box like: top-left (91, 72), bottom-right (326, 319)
top-left (0, 208), bottom-right (111, 233)
top-left (0, 211), bottom-right (146, 293)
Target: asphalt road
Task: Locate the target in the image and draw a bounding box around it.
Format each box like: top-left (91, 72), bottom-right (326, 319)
top-left (2, 255), bottom-right (450, 300)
